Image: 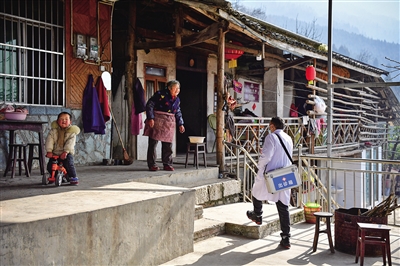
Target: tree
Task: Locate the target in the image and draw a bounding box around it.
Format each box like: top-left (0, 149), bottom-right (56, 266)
top-left (337, 45), bottom-right (351, 57)
top-left (382, 57), bottom-right (400, 80)
top-left (357, 49), bottom-right (372, 64)
top-left (388, 126), bottom-right (400, 163)
top-left (295, 16), bottom-right (322, 42)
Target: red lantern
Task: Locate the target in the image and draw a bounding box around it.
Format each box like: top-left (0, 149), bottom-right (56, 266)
top-left (305, 65), bottom-right (316, 85)
top-left (225, 42), bottom-right (244, 68)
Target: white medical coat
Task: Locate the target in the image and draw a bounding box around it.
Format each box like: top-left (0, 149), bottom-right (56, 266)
top-left (251, 129), bottom-right (294, 206)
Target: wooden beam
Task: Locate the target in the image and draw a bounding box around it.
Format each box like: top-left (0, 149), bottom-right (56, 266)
top-left (236, 68), bottom-right (269, 76)
top-left (279, 56), bottom-right (311, 70)
top-left (135, 20), bottom-right (229, 50)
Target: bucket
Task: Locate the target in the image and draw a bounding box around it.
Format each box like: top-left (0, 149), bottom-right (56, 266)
top-left (304, 203), bottom-right (321, 224)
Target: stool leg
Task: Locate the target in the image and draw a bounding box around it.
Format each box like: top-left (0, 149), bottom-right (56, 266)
top-left (355, 228), bottom-right (360, 263)
top-left (203, 149), bottom-right (207, 168)
top-left (18, 146), bottom-right (23, 176)
top-left (28, 145), bottom-right (34, 173)
top-left (326, 217), bottom-right (335, 253)
top-left (381, 244), bottom-right (386, 266)
top-left (360, 230), bottom-right (366, 266)
top-left (386, 232), bottom-right (392, 266)
top-left (185, 144), bottom-right (189, 168)
top-left (312, 217), bottom-right (320, 252)
top-left (195, 145), bottom-right (199, 169)
top-left (11, 147), bottom-right (18, 178)
top-left (22, 146), bottom-right (30, 177)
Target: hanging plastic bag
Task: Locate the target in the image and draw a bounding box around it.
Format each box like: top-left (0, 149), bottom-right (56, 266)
top-left (314, 96), bottom-right (326, 114)
top-left (233, 80), bottom-right (242, 93)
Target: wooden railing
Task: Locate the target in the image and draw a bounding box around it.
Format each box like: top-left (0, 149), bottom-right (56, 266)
top-left (230, 116), bottom-right (388, 157)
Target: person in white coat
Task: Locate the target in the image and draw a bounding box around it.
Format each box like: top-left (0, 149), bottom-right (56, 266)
top-left (247, 117), bottom-right (293, 249)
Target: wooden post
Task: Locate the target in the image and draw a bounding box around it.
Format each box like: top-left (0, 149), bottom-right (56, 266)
top-left (174, 7), bottom-right (182, 47)
top-left (216, 28), bottom-right (225, 172)
top-left (125, 1), bottom-right (136, 158)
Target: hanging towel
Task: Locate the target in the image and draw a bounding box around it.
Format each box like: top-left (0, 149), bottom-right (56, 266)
top-left (133, 78), bottom-right (146, 114)
top-left (82, 74), bottom-right (106, 134)
top-left (131, 104), bottom-right (143, 135)
top-left (95, 76), bottom-right (111, 122)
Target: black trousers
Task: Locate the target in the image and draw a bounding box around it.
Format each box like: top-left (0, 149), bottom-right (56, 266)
top-left (252, 195), bottom-right (291, 237)
top-left (147, 137), bottom-right (173, 168)
top-left (47, 153), bottom-right (77, 177)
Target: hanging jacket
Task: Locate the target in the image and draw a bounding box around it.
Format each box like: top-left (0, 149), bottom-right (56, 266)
top-left (133, 78), bottom-right (146, 114)
top-left (82, 74), bottom-right (106, 134)
top-left (95, 76), bottom-right (111, 122)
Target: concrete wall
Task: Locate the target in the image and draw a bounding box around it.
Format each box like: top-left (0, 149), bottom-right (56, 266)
top-left (262, 59), bottom-right (284, 117)
top-left (0, 182), bottom-right (195, 266)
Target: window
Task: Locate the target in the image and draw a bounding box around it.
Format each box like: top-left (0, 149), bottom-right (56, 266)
top-left (0, 0), bottom-right (65, 106)
top-left (144, 64), bottom-right (166, 101)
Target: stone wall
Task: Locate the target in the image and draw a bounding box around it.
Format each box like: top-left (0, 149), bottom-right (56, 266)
top-left (0, 106), bottom-right (112, 171)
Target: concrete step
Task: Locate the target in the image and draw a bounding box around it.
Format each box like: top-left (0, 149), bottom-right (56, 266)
top-left (193, 202), bottom-right (305, 242)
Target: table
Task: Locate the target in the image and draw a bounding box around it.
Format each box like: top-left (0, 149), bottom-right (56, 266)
top-left (0, 120), bottom-right (48, 180)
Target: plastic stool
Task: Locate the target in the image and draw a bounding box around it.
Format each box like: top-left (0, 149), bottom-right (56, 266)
top-left (4, 144), bottom-right (30, 178)
top-left (312, 212), bottom-right (335, 253)
top-left (355, 222), bottom-right (391, 266)
top-left (185, 142), bottom-right (207, 169)
top-left (28, 143), bottom-right (44, 175)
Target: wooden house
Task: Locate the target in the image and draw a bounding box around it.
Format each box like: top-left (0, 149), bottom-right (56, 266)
top-left (0, 0), bottom-right (398, 170)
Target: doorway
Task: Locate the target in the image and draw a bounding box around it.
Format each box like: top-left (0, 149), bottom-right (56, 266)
top-left (176, 70), bottom-right (207, 153)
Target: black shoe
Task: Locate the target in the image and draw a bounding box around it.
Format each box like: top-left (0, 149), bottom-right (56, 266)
top-left (280, 236), bottom-right (291, 249)
top-left (246, 210), bottom-right (262, 225)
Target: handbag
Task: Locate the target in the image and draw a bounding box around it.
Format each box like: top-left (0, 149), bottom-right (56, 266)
top-left (264, 133), bottom-right (301, 193)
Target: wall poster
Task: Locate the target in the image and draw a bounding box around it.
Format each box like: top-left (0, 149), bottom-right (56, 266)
top-left (243, 81), bottom-right (260, 102)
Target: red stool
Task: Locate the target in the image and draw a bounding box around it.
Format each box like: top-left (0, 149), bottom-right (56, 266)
top-left (355, 222), bottom-right (391, 266)
top-left (4, 144), bottom-right (30, 178)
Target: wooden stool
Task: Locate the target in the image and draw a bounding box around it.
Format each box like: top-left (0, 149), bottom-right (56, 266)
top-left (355, 222), bottom-right (391, 266)
top-left (4, 144), bottom-right (30, 178)
top-left (185, 142), bottom-right (207, 169)
top-left (28, 143), bottom-right (44, 175)
top-left (312, 212), bottom-right (335, 253)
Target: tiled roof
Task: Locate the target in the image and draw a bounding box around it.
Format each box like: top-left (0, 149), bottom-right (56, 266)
top-left (186, 0), bottom-right (388, 76)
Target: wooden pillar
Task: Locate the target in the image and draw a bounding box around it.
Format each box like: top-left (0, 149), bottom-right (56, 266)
top-left (126, 1), bottom-right (136, 158)
top-left (216, 28), bottom-right (225, 171)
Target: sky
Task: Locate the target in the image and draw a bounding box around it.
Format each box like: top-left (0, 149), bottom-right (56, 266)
top-left (228, 0), bottom-right (400, 43)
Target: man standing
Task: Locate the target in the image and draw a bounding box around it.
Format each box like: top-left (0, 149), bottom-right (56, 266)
top-left (246, 117), bottom-right (293, 249)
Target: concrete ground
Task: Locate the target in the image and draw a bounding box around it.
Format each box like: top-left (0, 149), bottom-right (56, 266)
top-left (0, 156), bottom-right (218, 201)
top-left (161, 202), bottom-right (400, 266)
top-left (1, 157), bottom-right (400, 266)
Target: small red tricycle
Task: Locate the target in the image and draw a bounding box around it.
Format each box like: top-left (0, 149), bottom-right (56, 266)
top-left (45, 155), bottom-right (69, 186)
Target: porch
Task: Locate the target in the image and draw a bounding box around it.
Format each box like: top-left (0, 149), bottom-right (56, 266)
top-left (1, 153), bottom-right (399, 265)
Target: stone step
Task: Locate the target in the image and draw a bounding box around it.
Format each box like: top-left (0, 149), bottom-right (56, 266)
top-left (194, 205), bottom-right (203, 220)
top-left (193, 202), bottom-right (305, 242)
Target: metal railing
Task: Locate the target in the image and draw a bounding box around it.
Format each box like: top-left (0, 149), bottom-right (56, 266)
top-left (224, 118), bottom-right (399, 226)
top-left (230, 116), bottom-right (388, 157)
